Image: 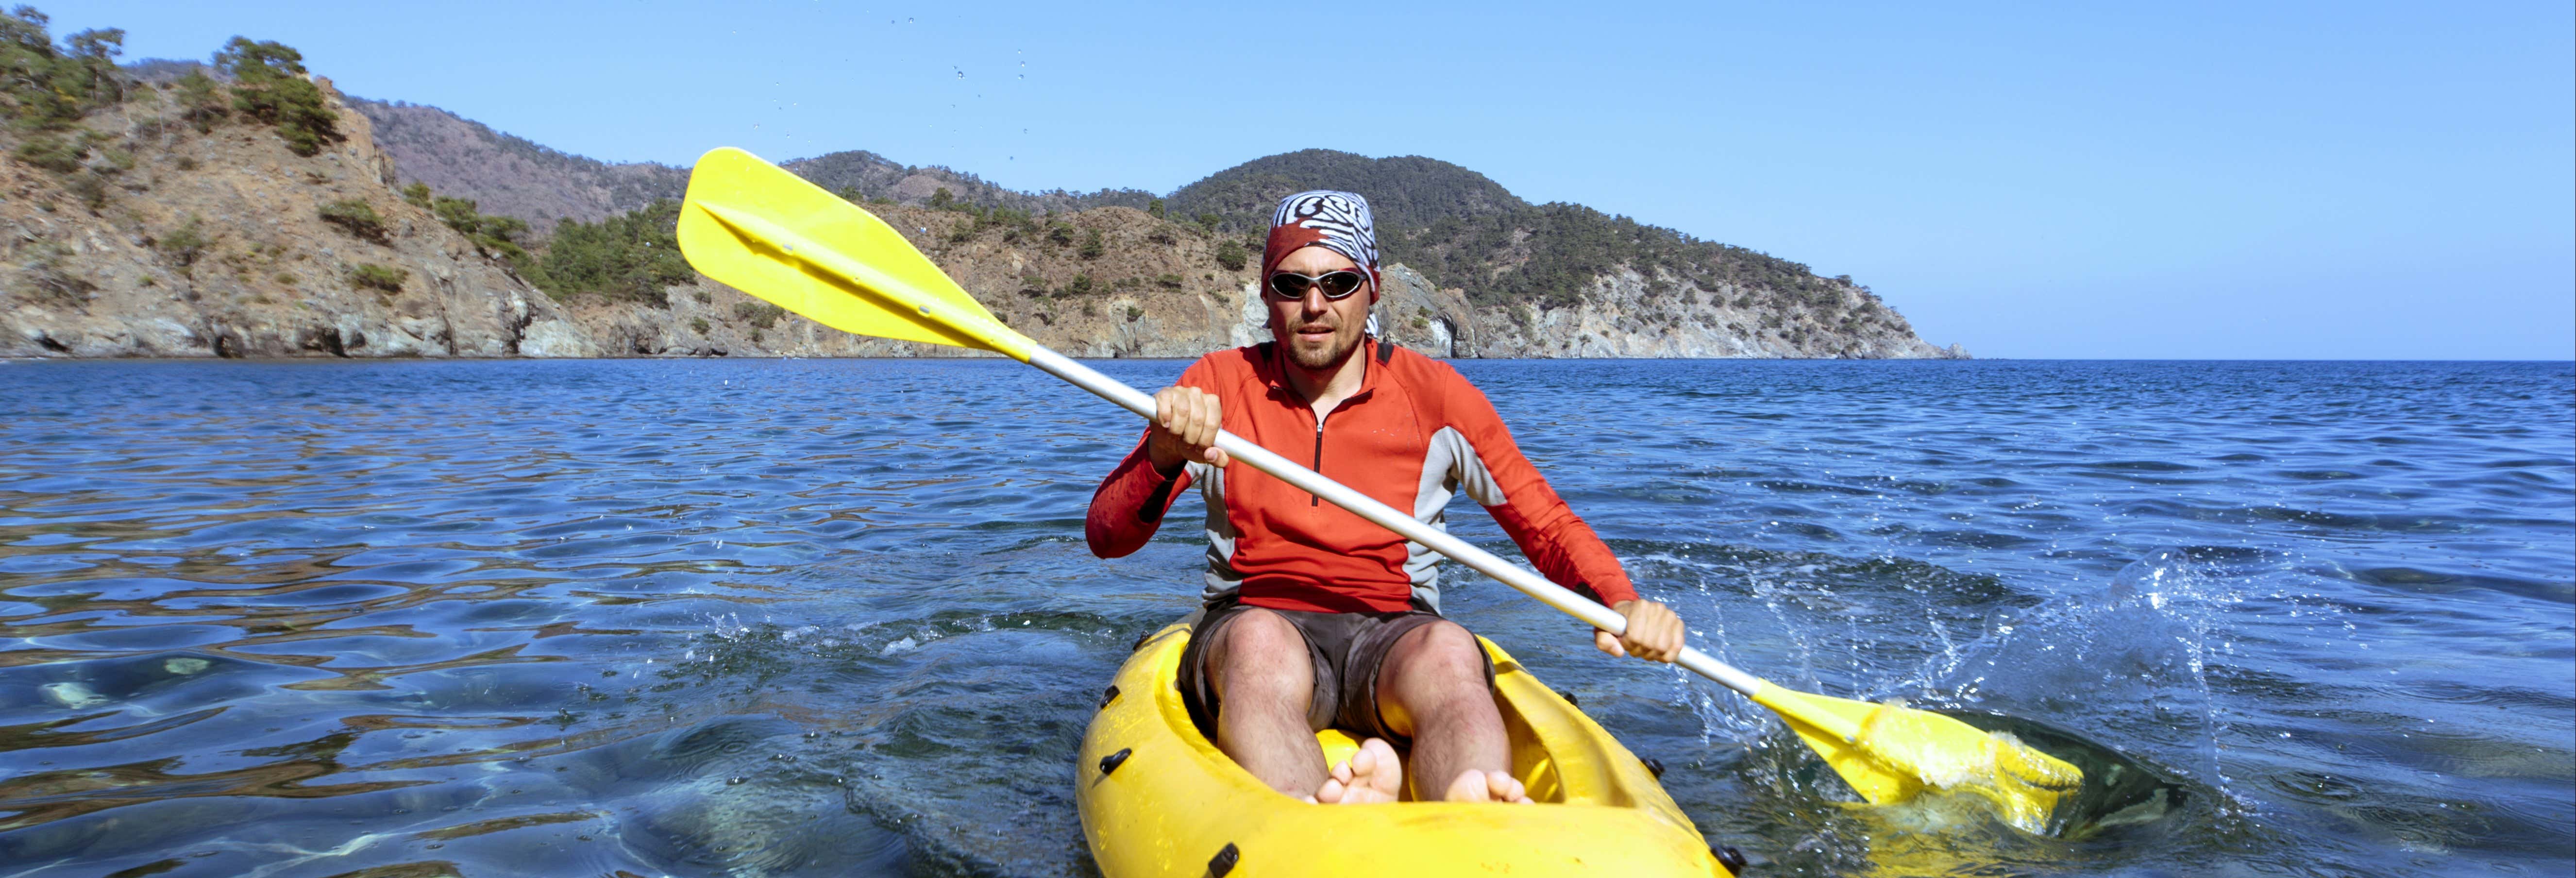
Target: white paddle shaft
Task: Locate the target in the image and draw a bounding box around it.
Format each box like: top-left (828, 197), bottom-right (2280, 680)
top-left (1027, 348), bottom-right (1768, 698)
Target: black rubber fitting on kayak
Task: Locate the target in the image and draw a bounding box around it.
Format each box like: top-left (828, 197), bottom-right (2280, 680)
top-left (1098, 747), bottom-right (1131, 775)
top-left (1100, 685), bottom-right (1120, 708)
top-left (1556, 689), bottom-right (1579, 707)
top-left (1131, 628), bottom-right (1154, 651)
top-left (1208, 842), bottom-right (1239, 877)
top-left (1713, 845), bottom-right (1746, 874)
top-left (1644, 757), bottom-right (1666, 778)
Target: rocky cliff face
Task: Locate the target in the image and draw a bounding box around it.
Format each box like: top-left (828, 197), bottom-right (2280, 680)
top-left (0, 77), bottom-right (596, 359)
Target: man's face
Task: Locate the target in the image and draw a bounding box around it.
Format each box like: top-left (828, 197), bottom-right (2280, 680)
top-left (1266, 246), bottom-right (1372, 372)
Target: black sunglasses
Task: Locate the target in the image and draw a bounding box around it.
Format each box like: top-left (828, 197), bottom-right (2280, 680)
top-left (1266, 270), bottom-right (1369, 301)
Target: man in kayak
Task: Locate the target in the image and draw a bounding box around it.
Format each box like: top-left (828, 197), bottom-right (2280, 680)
top-left (1088, 190), bottom-right (1686, 805)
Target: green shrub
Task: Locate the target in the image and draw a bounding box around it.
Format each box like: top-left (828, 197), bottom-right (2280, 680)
top-left (419, 192), bottom-right (531, 262)
top-left (13, 134), bottom-right (85, 173)
top-left (1056, 273), bottom-right (1093, 298)
top-left (348, 262), bottom-right (406, 292)
top-left (400, 181), bottom-right (431, 208)
top-left (1147, 198), bottom-right (1165, 219)
top-left (690, 317), bottom-right (709, 334)
top-left (1125, 305), bottom-right (1144, 321)
top-left (1213, 239), bottom-right (1247, 271)
top-left (157, 215), bottom-right (210, 271)
top-left (733, 302), bottom-right (785, 328)
top-left (1154, 273), bottom-right (1182, 289)
top-left (64, 172), bottom-right (104, 208)
top-left (431, 196), bottom-right (481, 235)
top-left (318, 199), bottom-right (386, 242)
top-left (215, 37), bottom-right (339, 156)
top-left (1078, 229), bottom-right (1104, 260)
top-left (928, 187), bottom-right (954, 209)
top-left (174, 71), bottom-right (225, 132)
top-left (1046, 222), bottom-right (1075, 246)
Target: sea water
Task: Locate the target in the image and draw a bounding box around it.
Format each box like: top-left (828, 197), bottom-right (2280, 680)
top-left (0, 358), bottom-right (2567, 877)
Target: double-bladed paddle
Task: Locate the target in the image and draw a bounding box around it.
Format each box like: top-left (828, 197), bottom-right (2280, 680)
top-left (671, 147), bottom-right (2084, 833)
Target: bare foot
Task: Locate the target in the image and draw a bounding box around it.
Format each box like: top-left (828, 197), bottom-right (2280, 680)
top-left (1314, 737), bottom-right (1403, 804)
top-left (1440, 769), bottom-right (1534, 804)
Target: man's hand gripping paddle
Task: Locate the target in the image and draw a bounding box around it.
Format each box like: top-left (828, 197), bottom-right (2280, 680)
top-left (673, 147), bottom-right (2086, 832)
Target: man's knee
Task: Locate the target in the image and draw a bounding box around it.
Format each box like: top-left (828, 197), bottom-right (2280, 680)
top-left (1388, 621), bottom-right (1486, 689)
top-left (1209, 610), bottom-right (1310, 701)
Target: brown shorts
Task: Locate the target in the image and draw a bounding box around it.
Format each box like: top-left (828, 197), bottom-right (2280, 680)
top-left (1175, 598), bottom-right (1495, 745)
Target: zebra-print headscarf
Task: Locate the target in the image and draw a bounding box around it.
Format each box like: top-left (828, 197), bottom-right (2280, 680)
top-left (1263, 190), bottom-right (1380, 301)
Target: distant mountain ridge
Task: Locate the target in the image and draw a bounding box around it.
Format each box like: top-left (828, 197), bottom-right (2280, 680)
top-left (346, 99), bottom-right (1156, 234)
top-left (347, 99), bottom-right (688, 233)
top-left (350, 101), bottom-right (1957, 357)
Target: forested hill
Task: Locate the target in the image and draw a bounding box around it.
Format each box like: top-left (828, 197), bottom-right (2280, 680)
top-left (1170, 150), bottom-right (1851, 312)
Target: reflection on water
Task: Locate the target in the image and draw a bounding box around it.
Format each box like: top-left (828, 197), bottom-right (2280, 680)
top-left (0, 358), bottom-right (2569, 877)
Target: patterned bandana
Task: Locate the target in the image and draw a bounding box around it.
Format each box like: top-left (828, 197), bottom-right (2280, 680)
top-left (1263, 190), bottom-right (1381, 300)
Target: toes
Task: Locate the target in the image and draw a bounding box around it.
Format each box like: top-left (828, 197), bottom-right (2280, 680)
top-left (1442, 770), bottom-right (1489, 803)
top-left (1351, 739), bottom-right (1403, 795)
top-left (1438, 770), bottom-right (1532, 804)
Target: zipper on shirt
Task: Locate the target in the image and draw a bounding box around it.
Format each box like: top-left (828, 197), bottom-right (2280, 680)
top-left (1309, 414), bottom-right (1326, 506)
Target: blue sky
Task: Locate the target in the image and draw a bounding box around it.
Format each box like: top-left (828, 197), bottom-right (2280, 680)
top-left (51, 1), bottom-right (2574, 359)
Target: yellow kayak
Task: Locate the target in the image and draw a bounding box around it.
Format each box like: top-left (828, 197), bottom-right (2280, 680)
top-left (1077, 620), bottom-right (1739, 877)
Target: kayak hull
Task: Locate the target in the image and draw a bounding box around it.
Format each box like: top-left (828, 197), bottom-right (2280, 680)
top-left (1077, 621), bottom-right (1734, 877)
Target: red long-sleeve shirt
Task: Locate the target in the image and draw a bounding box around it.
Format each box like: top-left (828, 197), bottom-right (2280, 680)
top-left (1087, 339), bottom-right (1638, 614)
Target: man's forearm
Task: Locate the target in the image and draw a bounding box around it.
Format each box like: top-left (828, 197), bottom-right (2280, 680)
top-left (1086, 439), bottom-right (1188, 558)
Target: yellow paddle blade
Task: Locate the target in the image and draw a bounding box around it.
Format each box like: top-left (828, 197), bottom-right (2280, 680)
top-left (675, 147), bottom-right (1035, 360)
top-left (1752, 683), bottom-right (2082, 834)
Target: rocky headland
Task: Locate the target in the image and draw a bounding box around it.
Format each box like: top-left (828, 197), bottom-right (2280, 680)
top-left (0, 20), bottom-right (1964, 361)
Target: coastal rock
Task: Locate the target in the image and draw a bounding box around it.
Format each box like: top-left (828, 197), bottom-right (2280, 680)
top-left (0, 76), bottom-right (600, 359)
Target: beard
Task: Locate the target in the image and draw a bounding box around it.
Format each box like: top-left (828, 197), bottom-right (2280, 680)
top-left (1280, 311), bottom-right (1365, 371)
